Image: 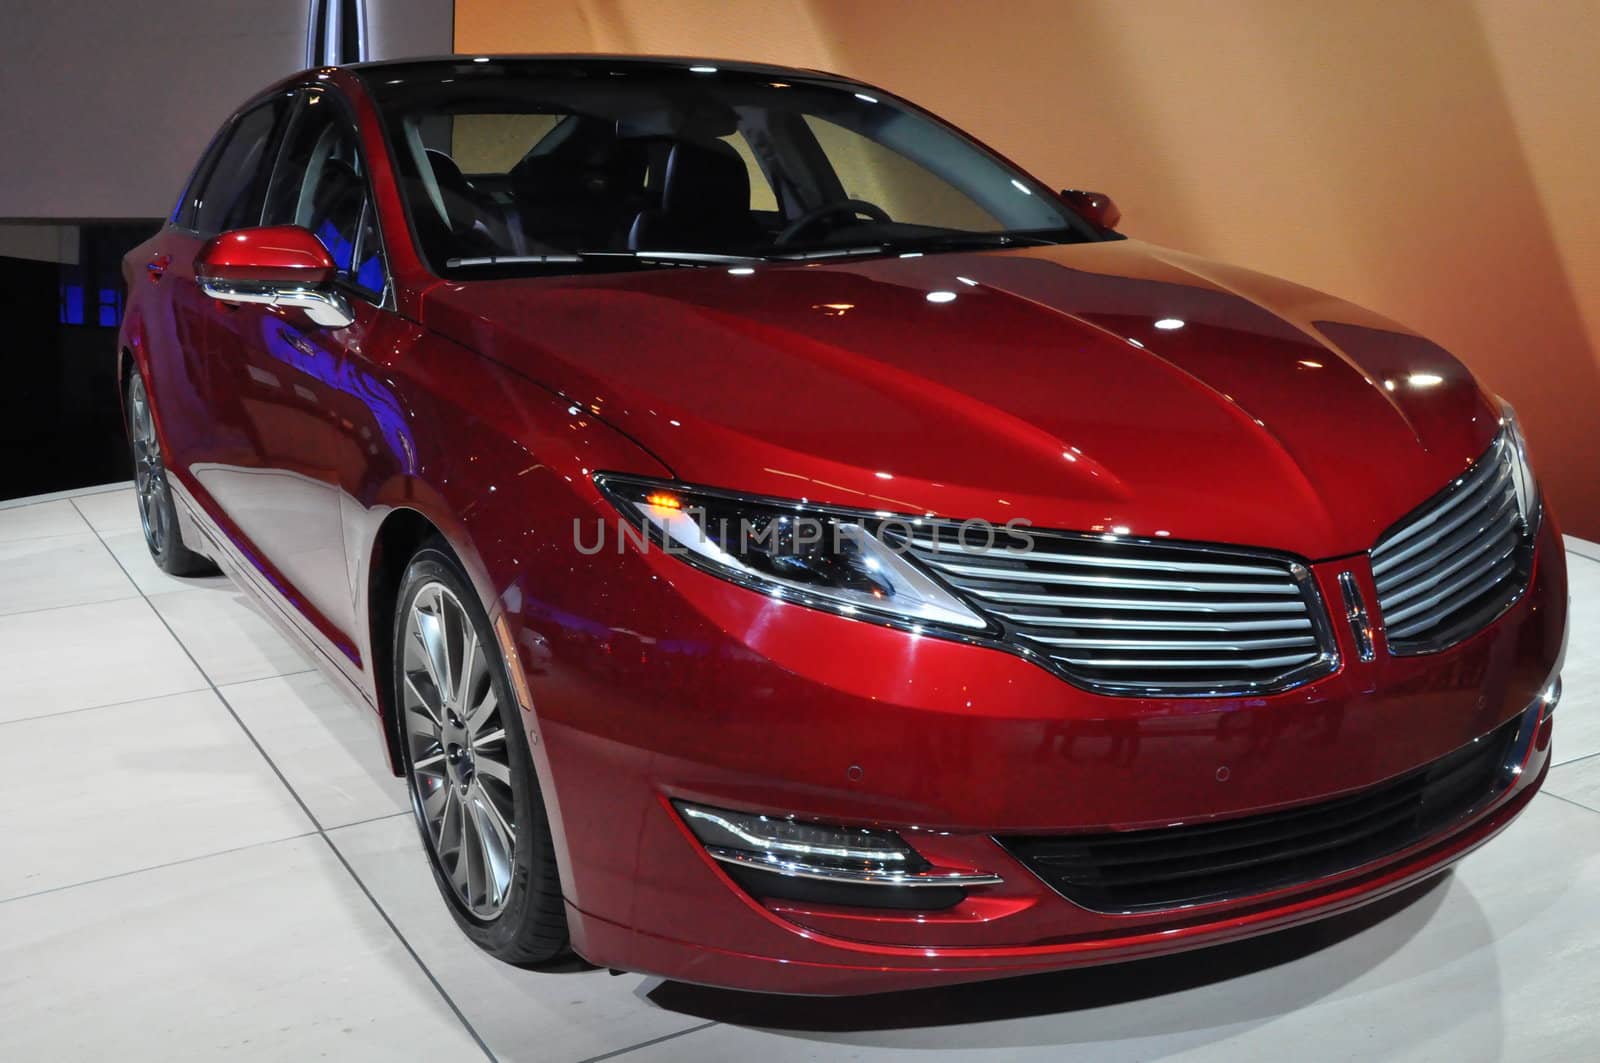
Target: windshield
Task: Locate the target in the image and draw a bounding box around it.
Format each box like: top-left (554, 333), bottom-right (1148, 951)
top-left (360, 58), bottom-right (1100, 277)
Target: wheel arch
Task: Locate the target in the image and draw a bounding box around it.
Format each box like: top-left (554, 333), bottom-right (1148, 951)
top-left (118, 342), bottom-right (144, 436)
top-left (366, 505), bottom-right (449, 776)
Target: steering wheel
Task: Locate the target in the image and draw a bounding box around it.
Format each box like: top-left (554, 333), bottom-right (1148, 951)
top-left (775, 198), bottom-right (892, 246)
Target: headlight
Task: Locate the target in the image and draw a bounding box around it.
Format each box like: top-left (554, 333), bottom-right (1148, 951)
top-left (594, 475), bottom-right (988, 632)
top-left (1498, 399), bottom-right (1540, 531)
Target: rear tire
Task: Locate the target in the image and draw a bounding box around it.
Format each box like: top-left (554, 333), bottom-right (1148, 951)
top-left (125, 371), bottom-right (216, 577)
top-left (394, 543), bottom-right (570, 964)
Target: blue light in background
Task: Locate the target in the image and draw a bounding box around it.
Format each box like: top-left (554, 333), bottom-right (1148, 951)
top-left (60, 284), bottom-right (84, 325)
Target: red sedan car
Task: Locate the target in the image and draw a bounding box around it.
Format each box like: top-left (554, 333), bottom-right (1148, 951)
top-left (119, 56), bottom-right (1566, 994)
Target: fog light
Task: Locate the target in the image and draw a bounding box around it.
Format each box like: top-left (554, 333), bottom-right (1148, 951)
top-left (674, 802), bottom-right (1001, 910)
top-left (679, 803), bottom-right (917, 872)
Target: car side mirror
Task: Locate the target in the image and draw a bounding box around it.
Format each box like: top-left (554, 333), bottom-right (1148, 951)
top-left (1059, 189), bottom-right (1121, 231)
top-left (195, 225), bottom-right (354, 328)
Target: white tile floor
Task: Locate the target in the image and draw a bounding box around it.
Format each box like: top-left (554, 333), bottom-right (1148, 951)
top-left (1, 482), bottom-right (1597, 1062)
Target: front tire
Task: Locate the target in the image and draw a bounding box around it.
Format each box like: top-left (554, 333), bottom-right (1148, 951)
top-left (125, 371), bottom-right (215, 576)
top-left (394, 544), bottom-right (569, 963)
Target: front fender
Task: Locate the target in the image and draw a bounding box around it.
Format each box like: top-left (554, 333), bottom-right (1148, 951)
top-left (345, 331), bottom-right (672, 905)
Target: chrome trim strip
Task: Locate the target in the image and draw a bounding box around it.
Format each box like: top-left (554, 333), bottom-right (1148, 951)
top-left (980, 613), bottom-right (1314, 632)
top-left (1370, 430), bottom-right (1535, 655)
top-left (902, 529), bottom-right (1340, 696)
top-left (705, 847), bottom-right (1004, 888)
top-left (918, 558), bottom-right (1302, 596)
top-left (680, 805), bottom-right (912, 864)
top-left (1373, 492), bottom-right (1518, 586)
top-left (1047, 650), bottom-right (1318, 669)
top-left (1500, 688), bottom-right (1553, 784)
top-left (965, 587), bottom-right (1309, 613)
top-left (1542, 677), bottom-right (1562, 716)
top-left (198, 277), bottom-right (355, 328)
top-left (1386, 554), bottom-right (1518, 634)
top-left (1382, 515), bottom-right (1516, 605)
top-left (1373, 440), bottom-right (1509, 560)
top-left (1338, 571), bottom-right (1375, 662)
top-left (904, 537), bottom-right (1289, 576)
top-left (1031, 633), bottom-right (1318, 651)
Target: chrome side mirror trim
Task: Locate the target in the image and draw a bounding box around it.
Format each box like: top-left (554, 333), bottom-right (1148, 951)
top-left (198, 278), bottom-right (355, 328)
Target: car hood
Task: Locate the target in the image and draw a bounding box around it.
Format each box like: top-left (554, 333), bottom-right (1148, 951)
top-left (422, 239), bottom-right (1498, 559)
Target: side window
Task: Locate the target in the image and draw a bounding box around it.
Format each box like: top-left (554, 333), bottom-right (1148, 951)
top-left (264, 93), bottom-right (384, 298)
top-left (351, 200), bottom-right (385, 294)
top-left (191, 99), bottom-right (288, 237)
top-left (173, 127), bottom-right (231, 230)
top-left (801, 115), bottom-right (999, 230)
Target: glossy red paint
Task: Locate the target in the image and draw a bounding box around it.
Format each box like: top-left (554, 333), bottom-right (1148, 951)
top-left (1060, 188), bottom-right (1121, 230)
top-left (194, 224), bottom-right (339, 286)
top-left (118, 58), bottom-right (1568, 995)
top-left (423, 240), bottom-right (1500, 560)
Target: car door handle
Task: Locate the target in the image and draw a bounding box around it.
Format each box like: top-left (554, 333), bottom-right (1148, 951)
top-left (145, 254), bottom-right (171, 282)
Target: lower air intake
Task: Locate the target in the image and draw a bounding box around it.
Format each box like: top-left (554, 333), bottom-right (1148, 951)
top-left (999, 714), bottom-right (1521, 913)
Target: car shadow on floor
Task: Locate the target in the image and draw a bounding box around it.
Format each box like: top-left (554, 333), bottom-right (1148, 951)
top-left (641, 872), bottom-right (1454, 1034)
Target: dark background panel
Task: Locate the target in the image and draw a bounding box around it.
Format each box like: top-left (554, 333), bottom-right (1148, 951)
top-left (1, 223), bottom-right (159, 499)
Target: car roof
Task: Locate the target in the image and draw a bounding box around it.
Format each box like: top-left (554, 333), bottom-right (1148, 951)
top-left (342, 53), bottom-right (860, 87)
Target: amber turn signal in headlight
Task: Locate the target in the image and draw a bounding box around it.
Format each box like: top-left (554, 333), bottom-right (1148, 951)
top-left (596, 475), bottom-right (988, 632)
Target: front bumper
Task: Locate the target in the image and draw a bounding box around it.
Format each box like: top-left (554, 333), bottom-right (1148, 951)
top-left (504, 509), bottom-right (1568, 994)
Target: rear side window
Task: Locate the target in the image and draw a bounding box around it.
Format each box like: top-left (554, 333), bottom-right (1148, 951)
top-left (190, 99), bottom-right (289, 236)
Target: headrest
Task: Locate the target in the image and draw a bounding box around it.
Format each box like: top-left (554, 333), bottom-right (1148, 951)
top-left (313, 158), bottom-right (362, 206)
top-left (425, 149), bottom-right (470, 191)
top-left (513, 153), bottom-right (591, 199)
top-left (660, 141), bottom-right (749, 217)
top-left (514, 140), bottom-right (648, 204)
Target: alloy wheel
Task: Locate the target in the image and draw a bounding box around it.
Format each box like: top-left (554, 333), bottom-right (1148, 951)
top-left (401, 582), bottom-right (518, 919)
top-left (127, 376), bottom-right (170, 558)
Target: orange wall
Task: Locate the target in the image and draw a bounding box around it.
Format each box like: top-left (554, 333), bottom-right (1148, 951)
top-left (455, 0), bottom-right (1600, 538)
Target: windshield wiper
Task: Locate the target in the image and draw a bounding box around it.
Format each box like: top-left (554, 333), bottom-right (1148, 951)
top-left (890, 231), bottom-right (1067, 253)
top-left (447, 254), bottom-right (584, 267)
top-left (579, 250), bottom-right (764, 265)
top-left (774, 230), bottom-right (1072, 262)
top-left (772, 245), bottom-right (890, 261)
top-left (445, 232), bottom-right (1072, 271)
top-left (446, 250), bottom-right (764, 269)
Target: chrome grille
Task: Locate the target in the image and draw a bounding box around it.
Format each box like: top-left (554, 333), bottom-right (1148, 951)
top-left (1370, 434), bottom-right (1533, 654)
top-left (894, 527), bottom-right (1337, 696)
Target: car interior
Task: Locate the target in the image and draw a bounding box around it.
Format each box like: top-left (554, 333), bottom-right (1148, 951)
top-left (405, 112), bottom-right (793, 261)
top-left (372, 76), bottom-right (1083, 272)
